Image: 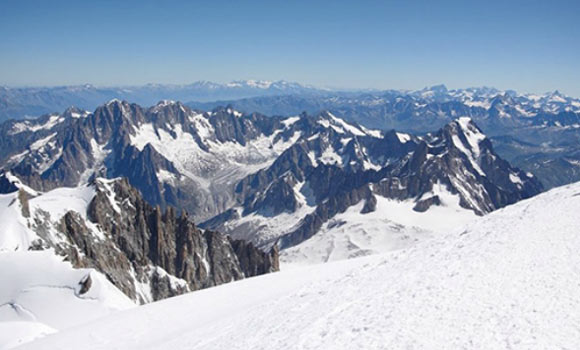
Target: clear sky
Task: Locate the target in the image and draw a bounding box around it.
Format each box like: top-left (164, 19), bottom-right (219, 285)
top-left (1, 0), bottom-right (579, 95)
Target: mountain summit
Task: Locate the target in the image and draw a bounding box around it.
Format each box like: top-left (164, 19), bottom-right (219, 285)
top-left (0, 101), bottom-right (542, 263)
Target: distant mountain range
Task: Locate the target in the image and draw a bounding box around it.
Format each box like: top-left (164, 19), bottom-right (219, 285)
top-left (188, 85), bottom-right (580, 190)
top-left (0, 80), bottom-right (327, 121)
top-left (1, 82), bottom-right (579, 190)
top-left (0, 99), bottom-right (561, 346)
top-left (0, 101), bottom-right (541, 263)
top-left (189, 85), bottom-right (580, 134)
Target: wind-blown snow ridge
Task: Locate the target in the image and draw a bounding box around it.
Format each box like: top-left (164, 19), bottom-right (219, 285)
top-left (17, 181), bottom-right (580, 350)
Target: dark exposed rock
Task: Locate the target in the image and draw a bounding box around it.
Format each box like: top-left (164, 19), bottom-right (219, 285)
top-left (280, 184), bottom-right (374, 249)
top-left (0, 172), bottom-right (19, 194)
top-left (208, 117), bottom-right (543, 251)
top-left (17, 189), bottom-right (30, 218)
top-left (413, 196), bottom-right (441, 212)
top-left (78, 274), bottom-right (92, 295)
top-left (230, 238), bottom-right (279, 277)
top-left (150, 269), bottom-right (188, 301)
top-left (361, 194), bottom-right (377, 214)
top-left (243, 173), bottom-right (301, 216)
top-left (31, 177), bottom-right (278, 304)
top-left (0, 101), bottom-right (300, 222)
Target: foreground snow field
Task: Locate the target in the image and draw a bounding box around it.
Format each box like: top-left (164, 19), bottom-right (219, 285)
top-left (0, 188), bottom-right (135, 350)
top-left (0, 251), bottom-right (134, 349)
top-left (14, 181), bottom-right (580, 349)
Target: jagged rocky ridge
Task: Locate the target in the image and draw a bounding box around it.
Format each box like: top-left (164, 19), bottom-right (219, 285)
top-left (202, 115), bottom-right (543, 250)
top-left (0, 101), bottom-right (542, 258)
top-left (190, 86), bottom-right (580, 134)
top-left (0, 101), bottom-right (305, 221)
top-left (188, 87), bottom-right (580, 189)
top-left (4, 175), bottom-right (278, 304)
top-left (2, 84), bottom-right (580, 189)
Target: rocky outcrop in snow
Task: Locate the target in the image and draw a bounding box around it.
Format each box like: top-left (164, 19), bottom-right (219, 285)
top-left (0, 175), bottom-right (278, 304)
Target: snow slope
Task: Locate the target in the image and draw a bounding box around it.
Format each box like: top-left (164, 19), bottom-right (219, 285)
top-left (0, 187), bottom-right (135, 350)
top-left (0, 192), bottom-right (36, 252)
top-left (129, 113), bottom-right (301, 192)
top-left (0, 250), bottom-right (134, 350)
top-left (0, 182), bottom-right (96, 253)
top-left (17, 181), bottom-right (580, 349)
top-left (282, 184), bottom-right (478, 265)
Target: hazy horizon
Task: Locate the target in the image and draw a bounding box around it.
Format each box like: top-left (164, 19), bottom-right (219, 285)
top-left (0, 80), bottom-right (575, 99)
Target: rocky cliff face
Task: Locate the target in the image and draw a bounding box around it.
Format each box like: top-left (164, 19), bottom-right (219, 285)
top-left (203, 116), bottom-right (542, 251)
top-left (6, 176), bottom-right (277, 304)
top-left (0, 101), bottom-right (543, 261)
top-left (188, 88), bottom-right (580, 190)
top-left (0, 101), bottom-right (304, 221)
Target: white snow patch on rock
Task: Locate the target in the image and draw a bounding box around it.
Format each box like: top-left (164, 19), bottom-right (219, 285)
top-left (10, 115), bottom-right (65, 135)
top-left (396, 132), bottom-right (410, 143)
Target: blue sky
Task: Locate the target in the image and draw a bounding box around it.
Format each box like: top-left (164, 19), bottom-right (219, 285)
top-left (1, 0), bottom-right (579, 95)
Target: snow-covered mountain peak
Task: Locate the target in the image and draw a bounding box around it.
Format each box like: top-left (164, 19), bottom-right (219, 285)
top-left (101, 99), bottom-right (134, 120)
top-left (546, 90), bottom-right (568, 103)
top-left (420, 84), bottom-right (448, 96)
top-left (224, 79), bottom-right (311, 91)
top-left (62, 106), bottom-right (90, 119)
top-left (224, 106), bottom-right (243, 117)
top-left (453, 117), bottom-right (486, 143)
top-left (445, 117), bottom-right (486, 150)
top-left (149, 100), bottom-right (189, 116)
top-left (0, 173), bottom-right (278, 304)
top-left (244, 79), bottom-right (273, 89)
top-left (490, 93), bottom-right (515, 105)
top-left (0, 102), bottom-right (542, 264)
top-left (105, 98), bottom-right (123, 106)
top-left (436, 117), bottom-right (486, 148)
top-left (0, 101), bottom-right (551, 347)
top-left (204, 115), bottom-right (541, 258)
top-left (155, 99), bottom-right (176, 107)
top-left (317, 111), bottom-right (368, 137)
top-left (8, 113), bottom-right (66, 135)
